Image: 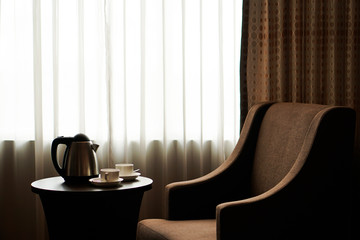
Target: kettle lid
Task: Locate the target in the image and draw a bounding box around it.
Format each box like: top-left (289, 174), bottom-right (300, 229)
top-left (73, 133), bottom-right (90, 142)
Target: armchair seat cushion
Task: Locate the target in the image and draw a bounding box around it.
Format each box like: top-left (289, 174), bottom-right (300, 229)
top-left (137, 219), bottom-right (216, 240)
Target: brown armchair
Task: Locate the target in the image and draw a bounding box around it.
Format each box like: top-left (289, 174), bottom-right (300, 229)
top-left (137, 102), bottom-right (356, 240)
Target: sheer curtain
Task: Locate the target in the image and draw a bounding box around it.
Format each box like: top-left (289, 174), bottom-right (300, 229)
top-left (0, 0), bottom-right (242, 239)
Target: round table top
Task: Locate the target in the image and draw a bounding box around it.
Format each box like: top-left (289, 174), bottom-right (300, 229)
top-left (31, 176), bottom-right (153, 195)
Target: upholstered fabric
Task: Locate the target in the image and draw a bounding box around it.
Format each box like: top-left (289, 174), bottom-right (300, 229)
top-left (137, 219), bottom-right (216, 240)
top-left (250, 103), bottom-right (328, 195)
top-left (137, 102), bottom-right (356, 240)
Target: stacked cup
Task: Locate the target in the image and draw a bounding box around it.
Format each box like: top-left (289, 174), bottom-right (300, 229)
top-left (99, 168), bottom-right (120, 182)
top-left (92, 163), bottom-right (138, 186)
top-left (115, 163), bottom-right (134, 176)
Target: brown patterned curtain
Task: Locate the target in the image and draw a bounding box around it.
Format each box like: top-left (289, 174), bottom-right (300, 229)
top-left (240, 0), bottom-right (360, 235)
top-left (240, 0), bottom-right (360, 174)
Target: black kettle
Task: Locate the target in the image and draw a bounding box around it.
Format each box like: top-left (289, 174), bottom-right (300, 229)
top-left (51, 133), bottom-right (99, 182)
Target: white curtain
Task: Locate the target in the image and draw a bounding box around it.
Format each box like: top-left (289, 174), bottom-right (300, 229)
top-left (0, 0), bottom-right (242, 239)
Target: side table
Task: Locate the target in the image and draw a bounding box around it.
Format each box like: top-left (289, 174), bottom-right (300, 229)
top-left (31, 176), bottom-right (152, 240)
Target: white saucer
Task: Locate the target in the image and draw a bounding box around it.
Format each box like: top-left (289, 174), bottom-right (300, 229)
top-left (89, 177), bottom-right (123, 187)
top-left (120, 172), bottom-right (141, 181)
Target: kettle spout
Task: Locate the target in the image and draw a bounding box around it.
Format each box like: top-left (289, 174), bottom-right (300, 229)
top-left (92, 144), bottom-right (99, 152)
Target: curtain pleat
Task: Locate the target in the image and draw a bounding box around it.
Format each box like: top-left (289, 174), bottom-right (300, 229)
top-left (0, 1), bottom-right (242, 239)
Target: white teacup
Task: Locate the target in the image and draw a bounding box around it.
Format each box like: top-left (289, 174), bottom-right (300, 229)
top-left (100, 168), bottom-right (120, 182)
top-left (115, 163), bottom-right (134, 176)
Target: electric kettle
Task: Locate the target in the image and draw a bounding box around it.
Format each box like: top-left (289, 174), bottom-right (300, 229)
top-left (51, 133), bottom-right (99, 182)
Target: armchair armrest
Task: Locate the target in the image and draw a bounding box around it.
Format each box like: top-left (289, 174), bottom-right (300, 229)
top-left (216, 171), bottom-right (352, 240)
top-left (165, 169), bottom-right (241, 220)
top-left (165, 102), bottom-right (273, 220)
top-left (216, 190), bottom-right (293, 240)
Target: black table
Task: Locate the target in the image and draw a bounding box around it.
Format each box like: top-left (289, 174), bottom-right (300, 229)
top-left (31, 176), bottom-right (152, 240)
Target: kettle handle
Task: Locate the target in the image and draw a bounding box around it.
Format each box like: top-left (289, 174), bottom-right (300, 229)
top-left (51, 136), bottom-right (73, 177)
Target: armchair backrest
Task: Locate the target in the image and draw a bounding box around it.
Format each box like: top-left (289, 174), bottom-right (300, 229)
top-left (249, 102), bottom-right (354, 196)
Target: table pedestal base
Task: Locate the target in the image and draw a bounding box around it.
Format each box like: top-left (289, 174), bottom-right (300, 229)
top-left (40, 191), bottom-right (144, 240)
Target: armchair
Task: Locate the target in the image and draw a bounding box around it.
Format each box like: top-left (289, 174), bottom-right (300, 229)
top-left (137, 102), bottom-right (356, 240)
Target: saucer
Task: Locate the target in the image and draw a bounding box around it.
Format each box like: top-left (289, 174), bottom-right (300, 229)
top-left (89, 177), bottom-right (123, 187)
top-left (119, 172), bottom-right (141, 181)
